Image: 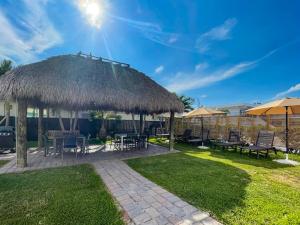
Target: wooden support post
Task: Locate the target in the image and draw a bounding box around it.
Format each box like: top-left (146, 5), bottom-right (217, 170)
top-left (73, 111), bottom-right (78, 131)
top-left (132, 114), bottom-right (137, 133)
top-left (16, 100), bottom-right (27, 167)
top-left (38, 107), bottom-right (43, 148)
top-left (4, 101), bottom-right (10, 126)
top-left (169, 111), bottom-right (175, 151)
top-left (58, 111), bottom-right (65, 131)
top-left (139, 113), bottom-right (144, 135)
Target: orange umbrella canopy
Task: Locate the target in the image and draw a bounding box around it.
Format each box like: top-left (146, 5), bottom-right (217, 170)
top-left (185, 107), bottom-right (226, 118)
top-left (246, 98), bottom-right (300, 115)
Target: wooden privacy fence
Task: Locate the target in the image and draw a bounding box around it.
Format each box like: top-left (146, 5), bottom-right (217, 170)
top-left (164, 115), bottom-right (300, 149)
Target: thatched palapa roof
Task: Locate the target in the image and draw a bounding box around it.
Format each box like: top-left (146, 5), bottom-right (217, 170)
top-left (0, 54), bottom-right (184, 114)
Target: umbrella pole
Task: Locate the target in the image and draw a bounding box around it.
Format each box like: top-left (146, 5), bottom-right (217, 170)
top-left (201, 117), bottom-right (204, 146)
top-left (285, 106), bottom-right (289, 160)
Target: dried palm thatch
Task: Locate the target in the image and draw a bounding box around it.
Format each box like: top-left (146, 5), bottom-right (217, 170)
top-left (0, 54), bottom-right (184, 114)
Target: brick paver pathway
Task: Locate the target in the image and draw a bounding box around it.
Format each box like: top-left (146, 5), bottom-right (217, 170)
top-left (0, 144), bottom-right (222, 225)
top-left (94, 160), bottom-right (222, 225)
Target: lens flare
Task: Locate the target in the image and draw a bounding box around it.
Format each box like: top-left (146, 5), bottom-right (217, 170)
top-left (77, 0), bottom-right (106, 28)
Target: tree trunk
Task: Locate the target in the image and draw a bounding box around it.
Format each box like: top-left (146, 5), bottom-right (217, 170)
top-left (99, 119), bottom-right (107, 138)
top-left (16, 100), bottom-right (27, 167)
top-left (38, 107), bottom-right (43, 148)
top-left (4, 101), bottom-right (10, 126)
top-left (58, 111), bottom-right (65, 131)
top-left (73, 111), bottom-right (78, 131)
top-left (139, 113), bottom-right (144, 135)
top-left (169, 111), bottom-right (175, 151)
top-left (131, 114), bottom-right (137, 133)
top-left (69, 111), bottom-right (73, 131)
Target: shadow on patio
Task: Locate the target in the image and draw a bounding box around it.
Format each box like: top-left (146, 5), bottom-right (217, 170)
top-left (0, 144), bottom-right (174, 174)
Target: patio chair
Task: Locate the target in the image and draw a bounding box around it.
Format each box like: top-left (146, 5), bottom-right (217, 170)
top-left (123, 136), bottom-right (136, 150)
top-left (0, 131), bottom-right (15, 153)
top-left (137, 135), bottom-right (148, 149)
top-left (175, 129), bottom-right (192, 142)
top-left (62, 135), bottom-right (78, 159)
top-left (156, 128), bottom-right (170, 138)
top-left (76, 136), bottom-right (87, 155)
top-left (113, 136), bottom-right (122, 151)
top-left (187, 130), bottom-right (210, 145)
top-left (213, 130), bottom-right (244, 151)
top-left (240, 130), bottom-right (276, 158)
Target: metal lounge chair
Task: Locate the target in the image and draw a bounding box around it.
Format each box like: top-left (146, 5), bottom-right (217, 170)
top-left (240, 130), bottom-right (275, 158)
top-left (187, 130), bottom-right (210, 145)
top-left (213, 130), bottom-right (244, 151)
top-left (175, 129), bottom-right (192, 142)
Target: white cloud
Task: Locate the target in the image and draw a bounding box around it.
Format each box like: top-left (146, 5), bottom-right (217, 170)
top-left (165, 48), bottom-right (277, 93)
top-left (155, 65), bottom-right (164, 74)
top-left (195, 62), bottom-right (209, 71)
top-left (200, 94), bottom-right (208, 98)
top-left (168, 36), bottom-right (178, 44)
top-left (111, 15), bottom-right (237, 54)
top-left (274, 83), bottom-right (300, 99)
top-left (196, 18), bottom-right (237, 53)
top-left (0, 0), bottom-right (62, 64)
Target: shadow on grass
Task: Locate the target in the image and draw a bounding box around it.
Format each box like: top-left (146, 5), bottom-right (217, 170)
top-left (127, 153), bottom-right (251, 221)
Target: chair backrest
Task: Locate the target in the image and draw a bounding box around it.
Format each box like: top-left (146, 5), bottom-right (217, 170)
top-left (202, 130), bottom-right (209, 140)
top-left (228, 130), bottom-right (240, 142)
top-left (63, 135), bottom-right (77, 148)
top-left (256, 131), bottom-right (275, 148)
top-left (183, 129), bottom-right (192, 138)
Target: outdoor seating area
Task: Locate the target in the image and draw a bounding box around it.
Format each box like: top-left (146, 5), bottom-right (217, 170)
top-left (42, 130), bottom-right (150, 161)
top-left (0, 2), bottom-right (300, 224)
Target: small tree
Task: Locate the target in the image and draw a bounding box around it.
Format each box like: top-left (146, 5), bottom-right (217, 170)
top-left (89, 111), bottom-right (121, 139)
top-left (0, 59), bottom-right (13, 126)
top-left (177, 94), bottom-right (195, 112)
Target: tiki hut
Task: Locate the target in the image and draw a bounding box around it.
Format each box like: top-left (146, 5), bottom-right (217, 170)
top-left (0, 54), bottom-right (184, 167)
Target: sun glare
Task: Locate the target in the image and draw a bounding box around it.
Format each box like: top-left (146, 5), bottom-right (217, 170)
top-left (77, 0), bottom-right (106, 28)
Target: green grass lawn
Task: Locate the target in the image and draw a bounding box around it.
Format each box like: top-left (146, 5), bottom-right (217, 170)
top-left (0, 164), bottom-right (124, 225)
top-left (127, 138), bottom-right (300, 225)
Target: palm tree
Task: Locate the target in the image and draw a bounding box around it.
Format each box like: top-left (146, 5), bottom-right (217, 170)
top-left (178, 94), bottom-right (195, 112)
top-left (89, 111), bottom-right (121, 138)
top-left (0, 59), bottom-right (13, 126)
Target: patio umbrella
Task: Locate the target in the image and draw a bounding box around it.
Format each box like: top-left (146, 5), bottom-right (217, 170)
top-left (246, 97), bottom-right (300, 165)
top-left (185, 107), bottom-right (226, 147)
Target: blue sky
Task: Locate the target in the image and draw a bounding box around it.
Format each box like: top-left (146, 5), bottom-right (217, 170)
top-left (0, 0), bottom-right (299, 107)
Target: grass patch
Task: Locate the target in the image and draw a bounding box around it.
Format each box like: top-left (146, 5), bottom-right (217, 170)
top-left (127, 138), bottom-right (300, 225)
top-left (0, 164), bottom-right (124, 225)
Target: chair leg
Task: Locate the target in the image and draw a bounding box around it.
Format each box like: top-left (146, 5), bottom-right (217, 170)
top-left (266, 149), bottom-right (269, 158)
